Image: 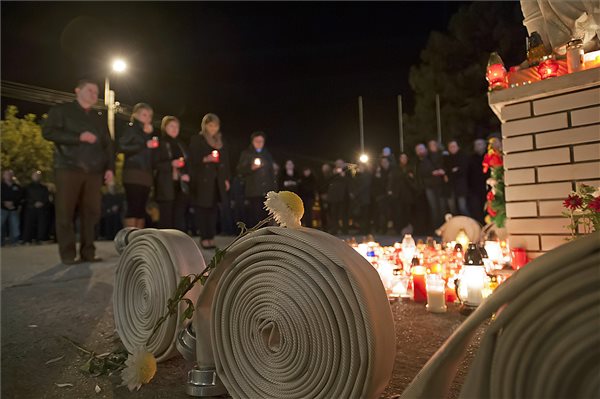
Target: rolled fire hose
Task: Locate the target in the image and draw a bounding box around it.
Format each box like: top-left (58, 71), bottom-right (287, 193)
top-left (113, 228), bottom-right (205, 362)
top-left (193, 226), bottom-right (396, 399)
top-left (400, 232), bottom-right (600, 399)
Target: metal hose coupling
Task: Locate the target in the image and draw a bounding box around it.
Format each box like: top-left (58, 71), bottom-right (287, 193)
top-left (186, 367), bottom-right (228, 397)
top-left (176, 323), bottom-right (197, 362)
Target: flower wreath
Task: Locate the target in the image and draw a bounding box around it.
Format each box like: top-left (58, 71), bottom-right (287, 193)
top-left (483, 137), bottom-right (506, 228)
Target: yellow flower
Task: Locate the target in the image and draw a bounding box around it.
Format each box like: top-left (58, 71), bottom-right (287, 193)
top-left (120, 347), bottom-right (157, 391)
top-left (264, 191), bottom-right (304, 228)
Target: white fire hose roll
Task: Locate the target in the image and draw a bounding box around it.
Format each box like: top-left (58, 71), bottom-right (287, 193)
top-left (400, 232), bottom-right (600, 399)
top-left (198, 227), bottom-right (395, 399)
top-left (113, 228), bottom-right (205, 362)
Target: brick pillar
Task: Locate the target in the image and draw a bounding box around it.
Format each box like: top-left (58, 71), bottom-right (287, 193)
top-left (489, 68), bottom-right (600, 259)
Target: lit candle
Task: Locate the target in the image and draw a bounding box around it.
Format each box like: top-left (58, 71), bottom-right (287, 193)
top-left (177, 157), bottom-right (185, 168)
top-left (426, 274), bottom-right (447, 313)
top-left (411, 263), bottom-right (427, 303)
top-left (254, 158), bottom-right (262, 166)
top-left (212, 150), bottom-right (220, 162)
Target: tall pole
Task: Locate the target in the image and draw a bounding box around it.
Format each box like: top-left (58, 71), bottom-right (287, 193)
top-left (358, 96), bottom-right (365, 154)
top-left (397, 95), bottom-right (404, 153)
top-left (108, 90), bottom-right (115, 140)
top-left (104, 77), bottom-right (110, 107)
top-left (435, 93), bottom-right (442, 144)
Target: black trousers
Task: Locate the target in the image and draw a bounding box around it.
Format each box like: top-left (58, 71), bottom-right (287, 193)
top-left (23, 207), bottom-right (49, 242)
top-left (328, 201), bottom-right (348, 235)
top-left (196, 205), bottom-right (218, 240)
top-left (158, 194), bottom-right (189, 232)
top-left (301, 197), bottom-right (314, 228)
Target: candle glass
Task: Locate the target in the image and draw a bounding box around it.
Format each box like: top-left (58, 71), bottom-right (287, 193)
top-left (426, 274), bottom-right (447, 313)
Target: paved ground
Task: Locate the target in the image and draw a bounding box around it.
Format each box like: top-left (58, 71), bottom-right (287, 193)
top-left (1, 235), bottom-right (480, 399)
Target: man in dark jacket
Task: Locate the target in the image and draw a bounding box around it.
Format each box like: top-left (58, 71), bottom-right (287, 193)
top-left (467, 138), bottom-right (489, 224)
top-left (42, 79), bottom-right (115, 264)
top-left (351, 162), bottom-right (372, 235)
top-left (389, 153), bottom-right (417, 233)
top-left (1, 169), bottom-right (23, 245)
top-left (22, 171), bottom-right (50, 244)
top-left (236, 131), bottom-right (275, 227)
top-left (445, 140), bottom-right (470, 216)
top-left (327, 159), bottom-right (350, 235)
top-left (415, 143), bottom-right (446, 233)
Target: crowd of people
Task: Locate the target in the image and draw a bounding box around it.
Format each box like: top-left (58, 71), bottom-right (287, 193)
top-left (1, 78), bottom-right (491, 264)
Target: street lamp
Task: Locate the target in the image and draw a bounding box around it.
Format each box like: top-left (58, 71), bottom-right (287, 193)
top-left (105, 58), bottom-right (127, 139)
top-left (359, 154), bottom-right (369, 163)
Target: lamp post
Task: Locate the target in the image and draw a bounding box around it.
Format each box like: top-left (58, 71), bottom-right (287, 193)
top-left (105, 59), bottom-right (127, 139)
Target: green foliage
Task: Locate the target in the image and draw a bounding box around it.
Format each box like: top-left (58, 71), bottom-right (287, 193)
top-left (489, 166), bottom-right (506, 228)
top-left (405, 2), bottom-right (527, 148)
top-left (1, 105), bottom-right (54, 183)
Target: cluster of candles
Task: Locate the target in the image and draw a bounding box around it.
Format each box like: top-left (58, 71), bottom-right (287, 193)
top-left (349, 233), bottom-right (512, 314)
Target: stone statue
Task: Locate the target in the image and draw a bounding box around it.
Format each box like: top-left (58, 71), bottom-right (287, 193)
top-left (521, 0), bottom-right (600, 53)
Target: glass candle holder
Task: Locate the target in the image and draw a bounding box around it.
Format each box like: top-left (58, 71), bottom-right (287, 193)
top-left (426, 274), bottom-right (447, 313)
top-left (538, 55), bottom-right (559, 79)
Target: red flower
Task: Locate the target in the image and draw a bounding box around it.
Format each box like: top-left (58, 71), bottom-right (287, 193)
top-left (486, 202), bottom-right (497, 217)
top-left (588, 197), bottom-right (600, 213)
top-left (482, 151), bottom-right (503, 173)
top-left (563, 194), bottom-right (583, 210)
top-left (487, 191), bottom-right (495, 201)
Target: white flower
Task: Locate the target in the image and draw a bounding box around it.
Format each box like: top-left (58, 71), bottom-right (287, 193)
top-left (486, 178), bottom-right (497, 187)
top-left (593, 187), bottom-right (600, 198)
top-left (264, 191), bottom-right (304, 228)
top-left (120, 347), bottom-right (157, 391)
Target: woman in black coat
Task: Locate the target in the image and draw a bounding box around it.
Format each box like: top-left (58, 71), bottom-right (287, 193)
top-left (154, 116), bottom-right (190, 231)
top-left (189, 113), bottom-right (230, 249)
top-left (118, 103), bottom-right (159, 229)
top-left (236, 131), bottom-right (275, 228)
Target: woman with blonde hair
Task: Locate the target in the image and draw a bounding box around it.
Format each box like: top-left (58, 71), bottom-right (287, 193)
top-left (154, 115), bottom-right (190, 231)
top-left (189, 113), bottom-right (230, 249)
top-left (118, 103), bottom-right (158, 228)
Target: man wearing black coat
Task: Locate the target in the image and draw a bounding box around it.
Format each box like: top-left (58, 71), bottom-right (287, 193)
top-left (236, 131), bottom-right (275, 227)
top-left (42, 79), bottom-right (114, 264)
top-left (445, 140), bottom-right (470, 216)
top-left (327, 159), bottom-right (350, 235)
top-left (22, 171), bottom-right (50, 243)
top-left (1, 169), bottom-right (23, 245)
top-left (467, 138), bottom-right (489, 224)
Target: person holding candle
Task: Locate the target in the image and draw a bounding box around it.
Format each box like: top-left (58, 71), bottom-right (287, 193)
top-left (189, 113), bottom-right (231, 249)
top-left (118, 103), bottom-right (157, 229)
top-left (154, 116), bottom-right (190, 231)
top-left (278, 160), bottom-right (300, 193)
top-left (236, 131), bottom-right (275, 228)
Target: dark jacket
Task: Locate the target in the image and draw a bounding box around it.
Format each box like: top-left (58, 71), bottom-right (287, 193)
top-left (154, 134), bottom-right (189, 202)
top-left (327, 169), bottom-right (350, 204)
top-left (372, 166), bottom-right (392, 201)
top-left (189, 134), bottom-right (231, 207)
top-left (352, 170), bottom-right (372, 206)
top-left (389, 165), bottom-right (417, 204)
top-left (467, 153), bottom-right (489, 197)
top-left (279, 170), bottom-right (300, 193)
top-left (298, 173), bottom-right (317, 200)
top-left (416, 156), bottom-right (442, 189)
top-left (1, 182), bottom-right (23, 210)
top-left (24, 182), bottom-right (50, 208)
top-left (118, 120), bottom-right (156, 175)
top-left (42, 101), bottom-right (114, 174)
top-left (445, 151), bottom-right (469, 197)
top-left (237, 147), bottom-right (275, 198)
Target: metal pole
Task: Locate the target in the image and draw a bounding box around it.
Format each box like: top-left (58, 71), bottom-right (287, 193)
top-left (104, 77), bottom-right (110, 107)
top-left (397, 95), bottom-right (404, 153)
top-left (108, 90), bottom-right (115, 139)
top-left (435, 93), bottom-right (442, 144)
top-left (358, 96), bottom-right (364, 154)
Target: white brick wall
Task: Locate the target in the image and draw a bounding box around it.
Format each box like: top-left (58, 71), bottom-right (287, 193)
top-left (490, 72), bottom-right (600, 257)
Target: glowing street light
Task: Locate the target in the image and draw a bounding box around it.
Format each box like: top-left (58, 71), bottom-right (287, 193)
top-left (359, 154), bottom-right (369, 163)
top-left (112, 59), bottom-right (127, 73)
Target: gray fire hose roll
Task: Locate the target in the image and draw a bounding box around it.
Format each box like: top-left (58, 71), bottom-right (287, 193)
top-left (194, 227), bottom-right (396, 399)
top-left (113, 228), bottom-right (205, 362)
top-left (400, 232), bottom-right (600, 399)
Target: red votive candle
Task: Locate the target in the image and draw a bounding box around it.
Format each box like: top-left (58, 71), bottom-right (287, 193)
top-left (212, 150), bottom-right (220, 162)
top-left (412, 266), bottom-right (427, 303)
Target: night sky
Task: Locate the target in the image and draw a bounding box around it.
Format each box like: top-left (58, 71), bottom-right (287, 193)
top-left (2, 1), bottom-right (468, 165)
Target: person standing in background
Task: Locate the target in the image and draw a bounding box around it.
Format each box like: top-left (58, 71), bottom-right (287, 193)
top-left (99, 182), bottom-right (123, 240)
top-left (352, 162), bottom-right (372, 235)
top-left (373, 157), bottom-right (393, 233)
top-left (327, 159), bottom-right (350, 235)
top-left (415, 143), bottom-right (444, 233)
top-left (237, 131), bottom-right (275, 228)
top-left (42, 79), bottom-right (114, 263)
top-left (389, 153), bottom-right (416, 234)
top-left (119, 103), bottom-right (157, 229)
top-left (317, 163), bottom-right (332, 231)
top-left (445, 139), bottom-right (470, 216)
top-left (467, 138), bottom-right (489, 224)
top-left (381, 147), bottom-right (397, 168)
top-left (154, 116), bottom-right (190, 231)
top-left (22, 170), bottom-right (50, 244)
top-left (1, 169), bottom-right (23, 245)
top-left (298, 167), bottom-right (316, 228)
top-left (190, 113), bottom-right (231, 249)
top-left (279, 159), bottom-right (300, 193)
